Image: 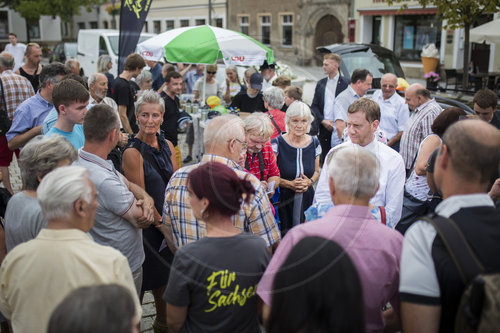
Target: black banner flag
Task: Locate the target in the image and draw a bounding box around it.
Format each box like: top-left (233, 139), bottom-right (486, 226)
top-left (118, 0), bottom-right (152, 73)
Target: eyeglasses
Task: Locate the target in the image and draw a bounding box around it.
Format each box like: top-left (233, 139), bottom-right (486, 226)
top-left (207, 71), bottom-right (217, 75)
top-left (229, 138), bottom-right (248, 150)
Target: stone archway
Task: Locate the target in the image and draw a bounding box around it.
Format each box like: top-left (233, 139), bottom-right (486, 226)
top-left (313, 15), bottom-right (344, 64)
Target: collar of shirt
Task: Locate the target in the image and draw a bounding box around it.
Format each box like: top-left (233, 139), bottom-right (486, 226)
top-left (79, 149), bottom-right (116, 173)
top-left (414, 98), bottom-right (435, 113)
top-left (435, 193), bottom-right (494, 218)
top-left (1, 70), bottom-right (14, 76)
top-left (35, 91), bottom-right (53, 107)
top-left (347, 85), bottom-right (360, 99)
top-left (36, 228), bottom-right (92, 241)
top-left (327, 72), bottom-right (339, 83)
top-left (89, 96), bottom-right (101, 105)
top-left (374, 90), bottom-right (399, 104)
top-left (324, 203), bottom-right (374, 221)
top-left (201, 154), bottom-right (243, 171)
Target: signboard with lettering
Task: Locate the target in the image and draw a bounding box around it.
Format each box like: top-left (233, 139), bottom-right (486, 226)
top-left (118, 0), bottom-right (152, 73)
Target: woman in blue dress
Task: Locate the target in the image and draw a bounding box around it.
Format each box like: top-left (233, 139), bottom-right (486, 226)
top-left (122, 90), bottom-right (177, 333)
top-left (271, 101), bottom-right (321, 235)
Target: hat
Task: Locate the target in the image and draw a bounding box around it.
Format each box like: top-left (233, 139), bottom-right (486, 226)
top-left (250, 73), bottom-right (263, 90)
top-left (259, 61), bottom-right (276, 71)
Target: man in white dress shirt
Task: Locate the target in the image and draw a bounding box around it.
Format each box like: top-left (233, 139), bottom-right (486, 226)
top-left (372, 73), bottom-right (409, 151)
top-left (3, 33), bottom-right (26, 72)
top-left (326, 69), bottom-right (372, 148)
top-left (315, 98), bottom-right (405, 225)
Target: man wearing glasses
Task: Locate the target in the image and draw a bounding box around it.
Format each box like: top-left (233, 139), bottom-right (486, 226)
top-left (162, 114), bottom-right (280, 252)
top-left (372, 73), bottom-right (409, 151)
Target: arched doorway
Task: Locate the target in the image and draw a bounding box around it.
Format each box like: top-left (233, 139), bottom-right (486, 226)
top-left (314, 15), bottom-right (344, 64)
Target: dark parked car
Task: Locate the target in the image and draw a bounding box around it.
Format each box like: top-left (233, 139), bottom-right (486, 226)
top-left (50, 42), bottom-right (77, 63)
top-left (316, 43), bottom-right (406, 89)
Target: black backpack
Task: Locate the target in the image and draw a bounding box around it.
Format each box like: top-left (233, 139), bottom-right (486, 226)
top-left (422, 216), bottom-right (500, 333)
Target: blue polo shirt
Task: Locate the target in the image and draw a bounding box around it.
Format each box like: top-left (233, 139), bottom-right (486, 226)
top-left (6, 92), bottom-right (54, 142)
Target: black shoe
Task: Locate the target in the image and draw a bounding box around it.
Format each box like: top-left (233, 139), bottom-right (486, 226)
top-left (183, 155), bottom-right (193, 163)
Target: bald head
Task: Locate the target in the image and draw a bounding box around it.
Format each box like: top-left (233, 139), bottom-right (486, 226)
top-left (381, 73), bottom-right (398, 100)
top-left (204, 115), bottom-right (246, 160)
top-left (405, 83), bottom-right (431, 110)
top-left (441, 119), bottom-right (500, 185)
top-left (0, 51), bottom-right (15, 70)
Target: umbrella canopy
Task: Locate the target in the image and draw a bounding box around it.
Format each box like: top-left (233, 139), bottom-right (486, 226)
top-left (470, 19), bottom-right (500, 45)
top-left (137, 25), bottom-right (274, 66)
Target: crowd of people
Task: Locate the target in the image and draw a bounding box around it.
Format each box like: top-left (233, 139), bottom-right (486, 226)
top-left (0, 36), bottom-right (498, 333)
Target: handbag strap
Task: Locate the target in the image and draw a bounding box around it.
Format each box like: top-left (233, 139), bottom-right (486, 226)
top-left (421, 215), bottom-right (484, 284)
top-left (379, 206), bottom-right (386, 225)
top-left (266, 111), bottom-right (282, 134)
top-left (0, 77), bottom-right (6, 113)
top-left (245, 152), bottom-right (265, 181)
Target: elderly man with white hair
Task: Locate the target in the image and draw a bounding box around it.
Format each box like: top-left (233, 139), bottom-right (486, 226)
top-left (163, 114), bottom-right (281, 251)
top-left (0, 165), bottom-right (141, 333)
top-left (4, 135), bottom-right (77, 252)
top-left (372, 73), bottom-right (409, 151)
top-left (258, 146), bottom-right (404, 333)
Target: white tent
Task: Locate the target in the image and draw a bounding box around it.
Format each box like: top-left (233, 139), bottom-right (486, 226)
top-left (470, 19), bottom-right (500, 45)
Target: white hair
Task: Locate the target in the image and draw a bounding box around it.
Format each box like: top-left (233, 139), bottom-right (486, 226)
top-left (285, 101), bottom-right (314, 132)
top-left (37, 166), bottom-right (93, 220)
top-left (263, 86), bottom-right (285, 110)
top-left (243, 112), bottom-right (274, 139)
top-left (327, 146), bottom-right (380, 199)
top-left (204, 114), bottom-right (244, 148)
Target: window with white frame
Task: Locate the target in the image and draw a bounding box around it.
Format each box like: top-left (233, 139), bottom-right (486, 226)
top-left (240, 16), bottom-right (249, 35)
top-left (260, 15), bottom-right (270, 45)
top-left (166, 20), bottom-right (174, 30)
top-left (215, 18), bottom-right (223, 28)
top-left (281, 14), bottom-right (293, 46)
top-left (180, 19), bottom-right (189, 27)
top-left (195, 19), bottom-right (206, 26)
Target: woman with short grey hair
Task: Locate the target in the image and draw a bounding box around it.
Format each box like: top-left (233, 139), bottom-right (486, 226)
top-left (243, 113), bottom-right (280, 197)
top-left (272, 101), bottom-right (321, 235)
top-left (136, 70), bottom-right (153, 96)
top-left (97, 54), bottom-right (114, 96)
top-left (4, 135), bottom-right (77, 252)
top-left (263, 87), bottom-right (286, 139)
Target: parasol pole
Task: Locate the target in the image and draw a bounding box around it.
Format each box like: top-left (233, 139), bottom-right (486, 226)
top-left (202, 65), bottom-right (207, 106)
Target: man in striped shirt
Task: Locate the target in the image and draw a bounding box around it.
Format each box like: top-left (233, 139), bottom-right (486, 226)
top-left (0, 52), bottom-right (34, 194)
top-left (400, 84), bottom-right (442, 175)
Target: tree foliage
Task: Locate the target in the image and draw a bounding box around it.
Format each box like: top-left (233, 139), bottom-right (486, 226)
top-left (0, 0), bottom-right (104, 23)
top-left (387, 0), bottom-right (500, 87)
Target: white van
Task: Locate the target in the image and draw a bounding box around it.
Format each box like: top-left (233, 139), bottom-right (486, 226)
top-left (77, 29), bottom-right (155, 77)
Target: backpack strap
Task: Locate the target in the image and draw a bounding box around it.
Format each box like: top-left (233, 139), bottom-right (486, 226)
top-left (421, 215), bottom-right (484, 284)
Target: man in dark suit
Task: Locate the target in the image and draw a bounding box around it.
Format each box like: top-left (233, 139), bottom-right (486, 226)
top-left (311, 53), bottom-right (349, 164)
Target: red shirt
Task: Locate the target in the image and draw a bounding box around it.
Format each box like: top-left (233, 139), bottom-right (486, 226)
top-left (267, 109), bottom-right (286, 140)
top-left (245, 141), bottom-right (280, 181)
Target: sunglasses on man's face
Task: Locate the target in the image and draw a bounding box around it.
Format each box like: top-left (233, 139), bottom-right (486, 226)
top-left (207, 71), bottom-right (216, 75)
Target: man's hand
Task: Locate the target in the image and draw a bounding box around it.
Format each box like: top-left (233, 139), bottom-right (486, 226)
top-left (321, 119), bottom-right (334, 132)
top-left (117, 132), bottom-right (129, 147)
top-left (134, 197), bottom-right (155, 228)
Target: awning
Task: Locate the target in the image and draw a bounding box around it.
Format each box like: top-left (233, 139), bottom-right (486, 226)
top-left (470, 19), bottom-right (500, 45)
top-left (358, 7), bottom-right (437, 16)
